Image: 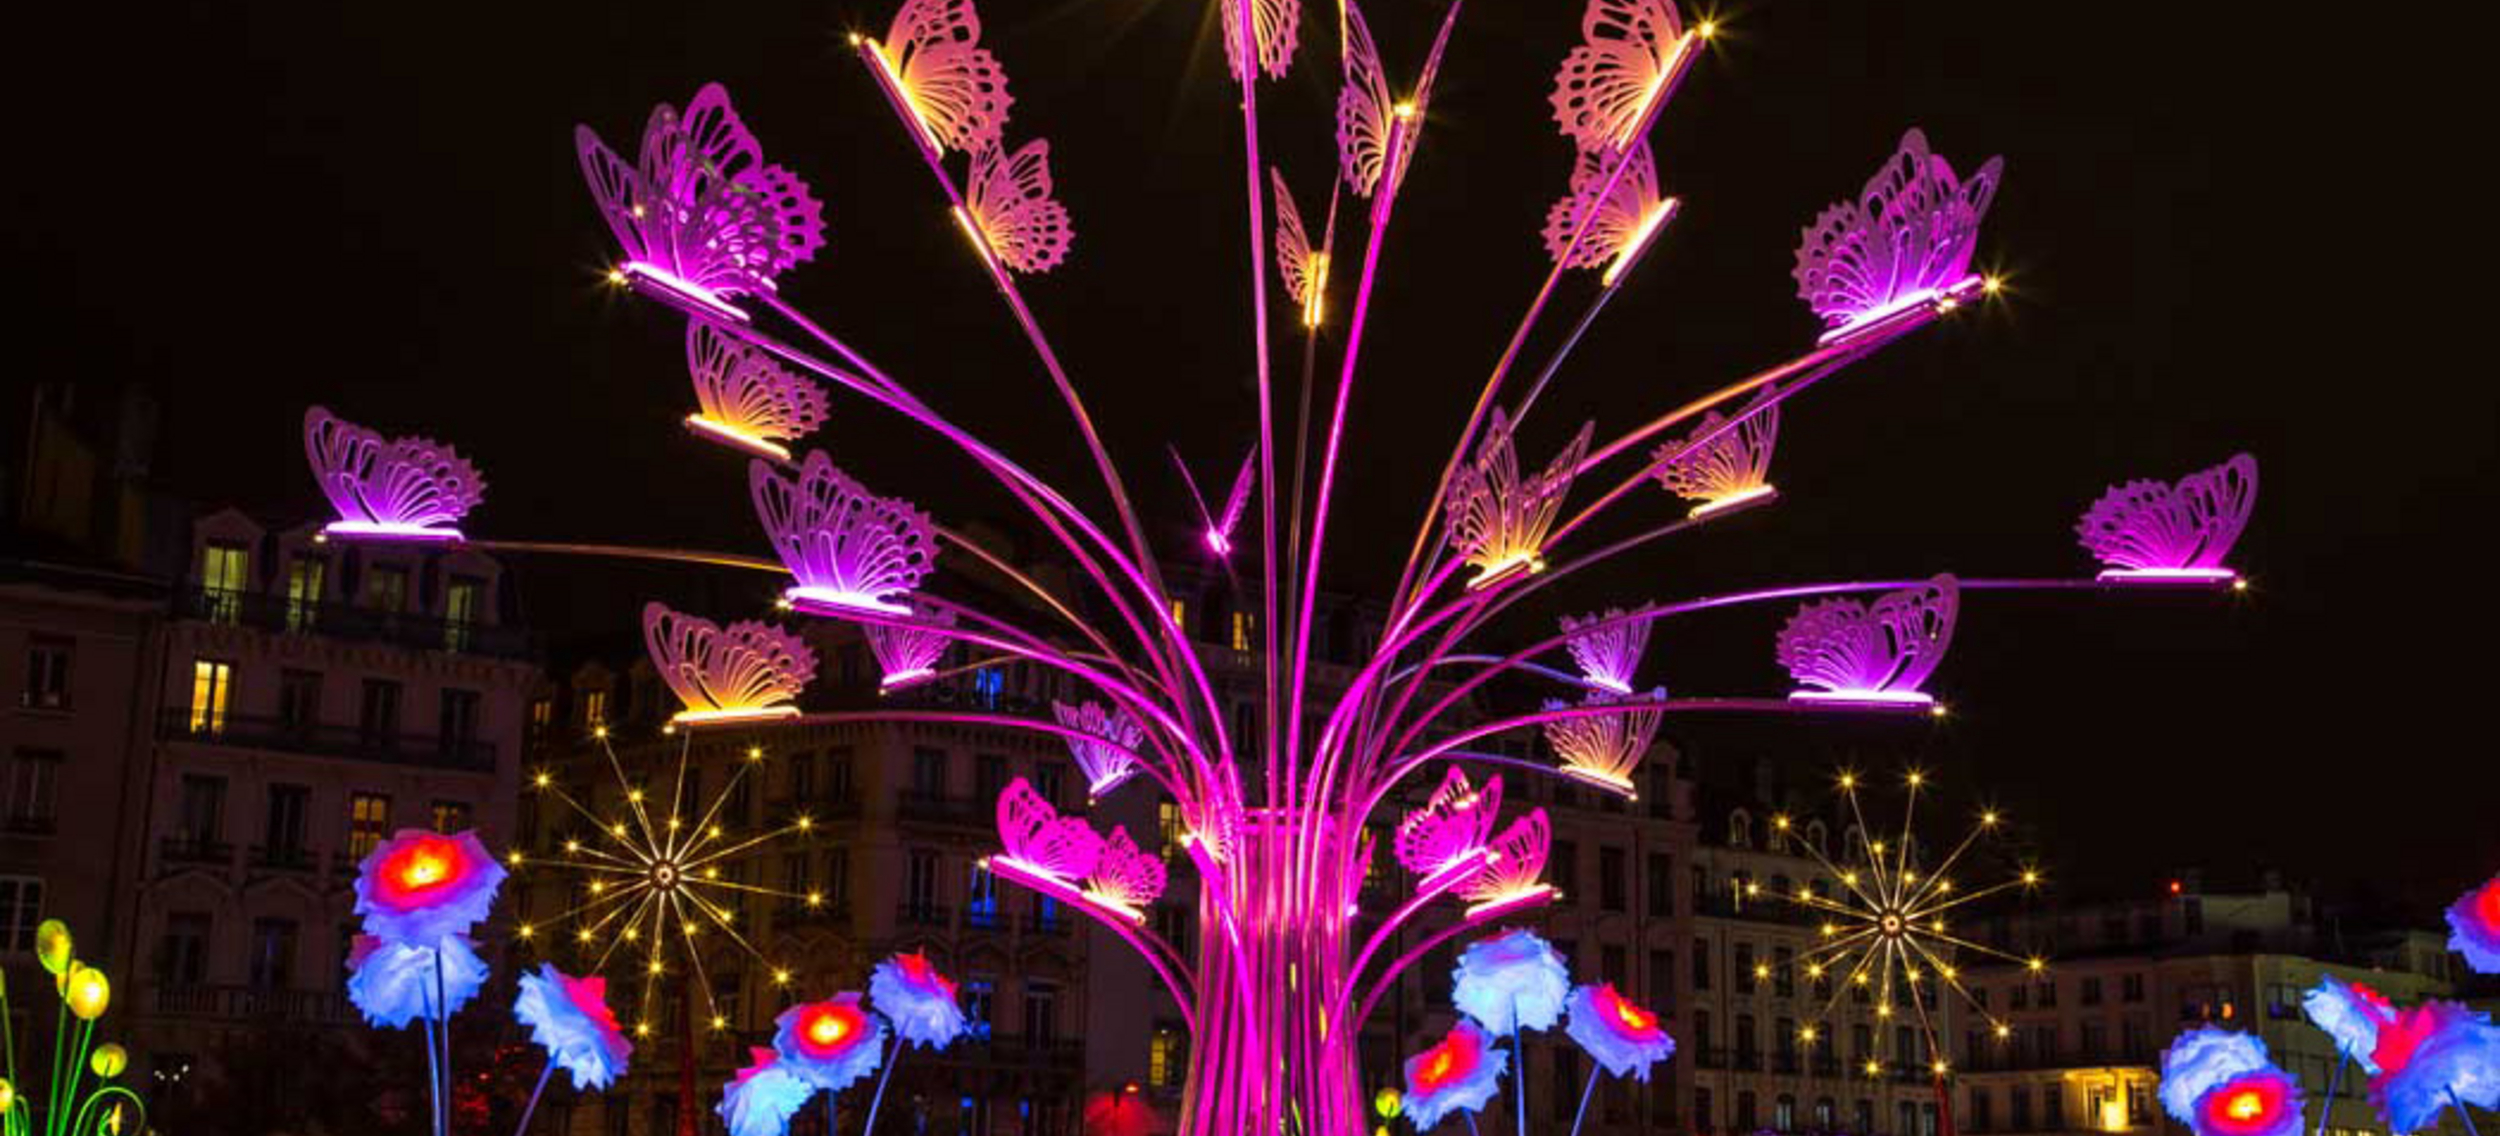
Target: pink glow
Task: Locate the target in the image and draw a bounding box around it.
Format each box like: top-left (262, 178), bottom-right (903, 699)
top-left (1394, 767), bottom-right (1503, 880)
top-left (1689, 483), bottom-right (1776, 516)
top-left (644, 602), bottom-right (817, 723)
top-left (994, 777), bottom-right (1104, 883)
top-left (2079, 454), bottom-right (2257, 577)
top-left (1082, 827), bottom-right (1168, 922)
top-left (619, 260), bottom-right (753, 323)
top-left (1812, 277), bottom-right (1979, 347)
top-left (1795, 127), bottom-right (1999, 338)
top-left (866, 609), bottom-right (955, 691)
top-left (752, 451), bottom-right (936, 616)
top-left (786, 587), bottom-right (915, 617)
top-left (320, 521), bottom-right (464, 543)
top-left (2096, 567), bottom-right (2240, 586)
top-left (1788, 688), bottom-right (1936, 708)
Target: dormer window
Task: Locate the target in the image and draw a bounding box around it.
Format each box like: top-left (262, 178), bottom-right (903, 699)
top-left (1729, 809), bottom-right (1752, 849)
top-left (200, 541), bottom-right (250, 623)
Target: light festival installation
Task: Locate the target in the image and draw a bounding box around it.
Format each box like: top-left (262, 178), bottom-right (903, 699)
top-left (0, 920), bottom-right (146, 1136)
top-left (296, 0), bottom-right (2263, 1127)
top-left (304, 406), bottom-right (485, 543)
top-left (1762, 772), bottom-right (2043, 1111)
top-left (642, 602), bottom-right (818, 726)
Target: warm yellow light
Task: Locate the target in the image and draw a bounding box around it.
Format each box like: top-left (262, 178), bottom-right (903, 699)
top-left (1864, 1060), bottom-right (1883, 1077)
top-left (747, 746), bottom-right (764, 761)
top-left (1841, 872), bottom-right (1859, 886)
top-left (1838, 772), bottom-right (1857, 789)
top-left (1982, 275), bottom-right (2003, 294)
top-left (795, 816), bottom-right (814, 831)
top-left (1932, 1060), bottom-right (1950, 1075)
top-left (1753, 964), bottom-right (1771, 980)
top-left (2022, 870), bottom-right (2041, 885)
top-left (1600, 200), bottom-right (1679, 287)
top-left (533, 772), bottom-right (552, 788)
top-left (605, 269), bottom-right (627, 286)
top-left (1994, 1023), bottom-right (2012, 1039)
top-left (862, 37), bottom-right (946, 152)
top-left (1871, 841), bottom-right (1887, 855)
top-left (627, 789), bottom-right (644, 804)
top-left (806, 891), bottom-right (825, 907)
top-left (2232, 577), bottom-right (2250, 592)
top-left (92, 1043), bottom-right (129, 1079)
top-left (36, 920), bottom-right (73, 975)
top-left (1773, 815), bottom-right (1791, 830)
top-left (0, 1079), bottom-right (14, 1112)
top-left (711, 1015), bottom-right (728, 1030)
top-left (593, 725), bottom-right (609, 739)
top-left (507, 851), bottom-right (525, 866)
top-left (773, 969), bottom-right (793, 985)
top-left (1799, 1026), bottom-right (1819, 1043)
top-left (649, 958), bottom-right (665, 975)
top-left (1392, 101), bottom-right (1416, 119)
top-left (1697, 19), bottom-right (1718, 38)
top-left (2026, 957), bottom-right (2046, 972)
top-left (518, 924), bottom-right (536, 940)
top-left (667, 817), bottom-right (682, 830)
top-left (1807, 964), bottom-right (1826, 978)
top-left (1906, 771), bottom-right (1924, 787)
top-left (1877, 1004), bottom-right (1893, 1018)
top-left (635, 1022), bottom-right (652, 1038)
top-left (621, 927), bottom-right (639, 942)
top-left (576, 928), bottom-right (594, 944)
top-left (1981, 810), bottom-right (1999, 825)
top-left (565, 839), bottom-right (582, 853)
top-left (66, 964), bottom-right (111, 1020)
top-left (589, 881), bottom-right (607, 895)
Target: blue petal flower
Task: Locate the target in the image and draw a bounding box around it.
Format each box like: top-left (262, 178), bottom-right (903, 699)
top-left (2446, 875), bottom-right (2500, 975)
top-left (1403, 1020), bottom-right (1510, 1130)
top-left (346, 934), bottom-right (488, 1029)
top-left (772, 995), bottom-right (886, 1093)
top-left (514, 963), bottom-right (635, 1091)
top-left (2301, 976), bottom-right (2396, 1073)
top-left (1452, 929), bottom-right (1571, 1035)
top-left (1565, 983), bottom-right (1677, 1080)
top-left (719, 1048), bottom-right (819, 1136)
top-left (2370, 1001), bottom-right (2500, 1134)
top-left (352, 829), bottom-right (507, 945)
top-left (2160, 1028), bottom-right (2273, 1125)
top-left (869, 951), bottom-right (968, 1050)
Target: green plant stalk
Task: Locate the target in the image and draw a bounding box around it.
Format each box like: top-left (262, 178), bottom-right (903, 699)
top-left (2, 970), bottom-right (17, 1088)
top-left (49, 1020), bottom-right (93, 1136)
top-left (44, 998), bottom-right (64, 1136)
top-left (68, 1085), bottom-right (145, 1136)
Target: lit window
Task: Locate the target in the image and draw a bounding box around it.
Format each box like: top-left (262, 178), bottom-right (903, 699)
top-left (22, 637), bottom-right (72, 711)
top-left (1149, 1026), bottom-right (1186, 1088)
top-left (285, 556), bottom-right (326, 631)
top-left (200, 542), bottom-right (249, 623)
top-left (188, 659), bottom-right (234, 734)
top-left (0, 876), bottom-right (45, 952)
top-left (445, 577), bottom-right (483, 651)
top-left (581, 689), bottom-right (609, 728)
top-left (1230, 611), bottom-right (1254, 652)
top-left (1167, 598), bottom-right (1186, 631)
top-left (348, 793), bottom-right (392, 857)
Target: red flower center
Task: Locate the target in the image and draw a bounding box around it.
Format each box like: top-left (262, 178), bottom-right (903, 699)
top-left (2476, 880), bottom-right (2500, 928)
top-left (2200, 1075), bottom-right (2288, 1136)
top-left (377, 835), bottom-right (469, 906)
top-left (1601, 986), bottom-right (1658, 1034)
top-left (1416, 1029), bottom-right (1481, 1092)
top-left (2371, 1008), bottom-right (2441, 1076)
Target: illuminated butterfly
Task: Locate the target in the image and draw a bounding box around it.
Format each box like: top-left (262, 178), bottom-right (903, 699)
top-left (1335, 0), bottom-right (1463, 199)
top-left (1221, 0), bottom-right (1302, 82)
top-left (1271, 168), bottom-right (1330, 328)
top-left (1541, 138), bottom-right (1678, 285)
top-left (575, 84), bottom-right (826, 314)
top-left (1549, 0), bottom-right (1698, 151)
top-left (961, 139), bottom-right (1074, 275)
top-left (1795, 128), bottom-right (2002, 339)
top-left (1174, 445), bottom-right (1257, 557)
top-left (865, 0), bottom-right (1014, 155)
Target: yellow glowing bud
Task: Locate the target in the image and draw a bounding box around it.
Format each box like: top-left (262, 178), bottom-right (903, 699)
top-left (35, 919), bottom-right (73, 975)
top-left (92, 1043), bottom-right (129, 1079)
top-left (1375, 1088), bottom-right (1402, 1119)
top-left (0, 1078), bottom-right (13, 1111)
top-left (66, 964), bottom-right (112, 1020)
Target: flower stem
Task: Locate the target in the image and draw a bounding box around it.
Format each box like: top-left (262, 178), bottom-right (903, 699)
top-left (2454, 1089), bottom-right (2483, 1136)
top-left (510, 1060), bottom-right (556, 1136)
top-left (1511, 999), bottom-right (1526, 1136)
top-left (2314, 1054), bottom-right (2346, 1136)
top-left (861, 1034), bottom-right (905, 1134)
top-left (1566, 1065), bottom-right (1601, 1136)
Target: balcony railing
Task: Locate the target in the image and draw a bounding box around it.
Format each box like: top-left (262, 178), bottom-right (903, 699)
top-left (179, 587), bottom-right (536, 660)
top-left (775, 901), bottom-right (852, 929)
top-left (249, 843), bottom-right (318, 872)
top-left (150, 982), bottom-right (352, 1025)
top-left (896, 901), bottom-right (951, 928)
top-left (1021, 911), bottom-right (1072, 937)
top-left (897, 792), bottom-right (983, 827)
top-left (160, 836), bottom-right (235, 868)
top-left (159, 709), bottom-right (497, 773)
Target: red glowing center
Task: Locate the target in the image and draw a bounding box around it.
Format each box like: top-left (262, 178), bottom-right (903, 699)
top-left (2476, 880), bottom-right (2500, 928)
top-left (1416, 1030), bottom-right (1480, 1091)
top-left (2224, 1092), bottom-right (2264, 1121)
top-left (563, 974), bottom-right (622, 1035)
top-left (809, 1013), bottom-right (848, 1046)
top-left (2201, 1074), bottom-right (2290, 1136)
top-left (377, 835), bottom-right (469, 905)
top-left (2371, 1008), bottom-right (2441, 1076)
top-left (1603, 987), bottom-right (1658, 1034)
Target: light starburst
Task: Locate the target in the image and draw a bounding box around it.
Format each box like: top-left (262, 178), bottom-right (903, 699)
top-left (1770, 768), bottom-right (2044, 1074)
top-left (509, 727), bottom-right (817, 1038)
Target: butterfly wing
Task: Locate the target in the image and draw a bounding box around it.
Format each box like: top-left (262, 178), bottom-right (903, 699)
top-left (1271, 168), bottom-right (1315, 307)
top-left (1334, 0), bottom-right (1394, 198)
top-left (1222, 0), bottom-right (1303, 81)
top-left (1550, 0), bottom-right (1685, 150)
top-left (1542, 139), bottom-right (1659, 268)
top-left (888, 0), bottom-right (1014, 154)
top-left (1216, 447), bottom-right (1257, 542)
top-left (968, 139), bottom-right (1074, 274)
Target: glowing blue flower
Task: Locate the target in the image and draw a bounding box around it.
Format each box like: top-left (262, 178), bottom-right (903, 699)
top-left (2160, 1028), bottom-right (2274, 1125)
top-left (1403, 1020), bottom-right (1509, 1130)
top-left (772, 994), bottom-right (886, 1093)
top-left (869, 950), bottom-right (967, 1050)
top-left (2446, 874), bottom-right (2500, 975)
top-left (718, 1048), bottom-right (818, 1136)
top-left (514, 963), bottom-right (634, 1091)
top-left (1564, 983), bottom-right (1676, 1080)
top-left (2302, 975), bottom-right (2398, 1074)
top-left (1452, 929), bottom-right (1570, 1034)
top-left (352, 829), bottom-right (506, 945)
top-left (2368, 1000), bottom-right (2500, 1134)
top-left (345, 933), bottom-right (487, 1029)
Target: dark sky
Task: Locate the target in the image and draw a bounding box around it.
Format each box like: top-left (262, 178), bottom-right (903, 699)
top-left (15, 3), bottom-right (2491, 914)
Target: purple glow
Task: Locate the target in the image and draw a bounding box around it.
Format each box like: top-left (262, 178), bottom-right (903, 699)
top-left (994, 776), bottom-right (1104, 883)
top-left (867, 0), bottom-right (1014, 155)
top-left (1795, 129), bottom-right (2001, 339)
top-left (1394, 766), bottom-right (1504, 881)
top-left (1177, 446), bottom-right (1256, 560)
top-left (963, 139), bottom-right (1073, 275)
top-left (1458, 808), bottom-right (1556, 915)
top-left (1549, 0), bottom-right (1692, 151)
top-left (1777, 575), bottom-right (1958, 702)
top-left (685, 323), bottom-right (829, 460)
top-left (2078, 453), bottom-right (2257, 579)
top-left (751, 450), bottom-right (936, 617)
top-left (1539, 688), bottom-right (1662, 793)
top-left (1052, 699), bottom-right (1147, 799)
top-left (642, 602), bottom-right (816, 724)
top-left (304, 407), bottom-right (485, 542)
top-left (1559, 607), bottom-right (1648, 693)
top-left (1652, 385), bottom-right (1779, 515)
top-left (866, 608), bottom-right (955, 692)
top-left (1221, 0), bottom-right (1301, 82)
top-left (1446, 409), bottom-right (1592, 588)
top-left (576, 84), bottom-right (825, 306)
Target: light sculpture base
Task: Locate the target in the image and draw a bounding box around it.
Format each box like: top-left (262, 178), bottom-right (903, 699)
top-left (668, 706), bottom-right (801, 728)
top-left (1816, 274), bottom-right (1984, 347)
top-left (785, 587), bottom-right (915, 618)
top-left (877, 667), bottom-right (937, 693)
top-left (1463, 552), bottom-right (1545, 592)
top-left (1464, 884), bottom-right (1559, 920)
top-left (1690, 483), bottom-right (1777, 518)
top-left (2095, 568), bottom-right (2240, 588)
top-left (1557, 764), bottom-right (1639, 798)
top-left (320, 522), bottom-right (463, 544)
top-left (1788, 688), bottom-right (1936, 709)
top-left (617, 261), bottom-right (752, 323)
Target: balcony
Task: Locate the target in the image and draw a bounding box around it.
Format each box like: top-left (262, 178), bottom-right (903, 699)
top-left (963, 905), bottom-right (1011, 934)
top-left (896, 901), bottom-right (952, 929)
top-left (160, 710), bottom-right (497, 773)
top-left (1021, 911), bottom-right (1073, 938)
top-left (249, 843), bottom-right (318, 873)
top-left (159, 836), bottom-right (235, 869)
top-left (151, 982), bottom-right (351, 1026)
top-left (775, 900), bottom-right (852, 929)
top-left (180, 587), bottom-right (536, 660)
top-left (897, 792), bottom-right (983, 828)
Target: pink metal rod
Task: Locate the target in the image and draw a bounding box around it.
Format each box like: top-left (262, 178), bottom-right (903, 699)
top-left (850, 42), bottom-right (1173, 622)
top-left (686, 310), bottom-right (1235, 789)
top-left (1336, 847), bottom-right (1492, 1024)
top-left (1381, 576), bottom-right (2115, 770)
top-left (1348, 883), bottom-right (1557, 1037)
top-left (1390, 34), bottom-right (1704, 614)
top-left (1224, 0), bottom-right (1285, 831)
top-left (986, 856), bottom-right (1199, 1029)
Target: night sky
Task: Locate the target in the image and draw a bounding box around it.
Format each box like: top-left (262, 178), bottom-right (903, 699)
top-left (16, 4), bottom-right (2491, 914)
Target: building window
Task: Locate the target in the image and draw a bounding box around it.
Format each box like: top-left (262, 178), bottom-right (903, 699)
top-left (2082, 976), bottom-right (2104, 1006)
top-left (0, 877), bottom-right (43, 952)
top-left (826, 747), bottom-right (855, 802)
top-left (264, 784), bottom-right (310, 859)
top-left (1692, 938), bottom-right (1711, 990)
top-left (359, 679), bottom-right (403, 746)
top-left (1648, 852), bottom-right (1674, 915)
top-left (1776, 1094), bottom-right (1796, 1131)
top-left (975, 754), bottom-right (1008, 803)
top-left (787, 750), bottom-right (816, 802)
top-left (349, 793), bottom-right (391, 858)
top-left (6, 750), bottom-right (62, 831)
top-left (911, 747), bottom-right (947, 797)
top-left (966, 862), bottom-right (1000, 927)
top-left (963, 977), bottom-right (995, 1040)
top-left (1149, 1025), bottom-right (1186, 1088)
top-left (1729, 809), bottom-right (1751, 848)
top-left (188, 658), bottom-right (235, 734)
top-left (1552, 839), bottom-right (1579, 898)
top-left (1598, 846), bottom-right (1627, 912)
top-left (366, 564), bottom-right (410, 612)
top-left (823, 845), bottom-right (851, 906)
top-left (1023, 980), bottom-right (1059, 1043)
top-left (1696, 1088), bottom-right (1714, 1134)
top-left (2122, 972), bottom-right (2145, 1002)
top-left (159, 912), bottom-right (210, 985)
top-left (1034, 760), bottom-right (1065, 807)
top-left (1736, 1090), bottom-right (1758, 1132)
top-left (1970, 1089), bottom-right (1993, 1132)
top-left (1229, 611), bottom-right (1254, 652)
top-left (431, 800), bottom-right (472, 833)
top-left (2044, 1084), bottom-right (2065, 1129)
top-left (1736, 943), bottom-right (1757, 993)
top-left (201, 541), bottom-right (250, 623)
top-left (249, 918), bottom-right (299, 990)
top-left (526, 696), bottom-right (553, 746)
top-left (22, 637), bottom-right (71, 711)
top-left (177, 775), bottom-right (226, 847)
top-left (580, 688), bottom-right (608, 729)
top-left (285, 555), bottom-right (326, 630)
top-left (1774, 946), bottom-right (1795, 997)
top-left (1816, 1098), bottom-right (1836, 1129)
top-left (904, 850), bottom-right (939, 918)
top-left (278, 669), bottom-right (323, 732)
top-left (439, 689), bottom-right (481, 754)
top-left (1648, 949), bottom-right (1675, 1012)
top-left (444, 576), bottom-right (483, 651)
